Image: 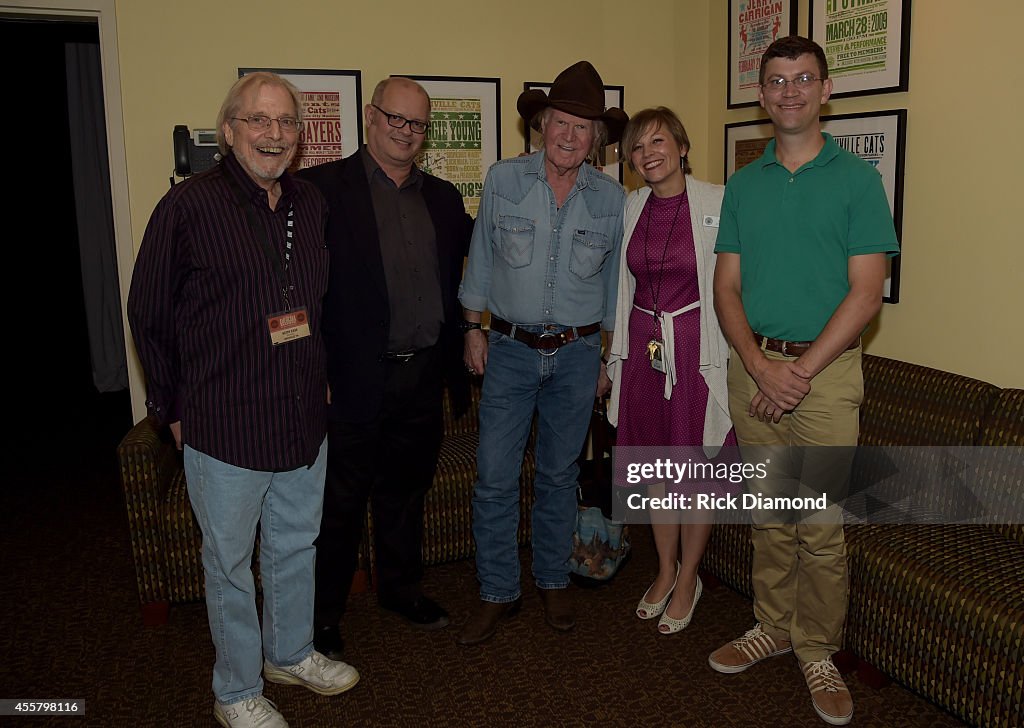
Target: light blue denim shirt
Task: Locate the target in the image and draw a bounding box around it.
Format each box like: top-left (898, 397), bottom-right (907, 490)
top-left (459, 151), bottom-right (625, 330)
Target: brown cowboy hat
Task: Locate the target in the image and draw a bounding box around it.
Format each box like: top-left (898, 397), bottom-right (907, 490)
top-left (518, 61), bottom-right (628, 144)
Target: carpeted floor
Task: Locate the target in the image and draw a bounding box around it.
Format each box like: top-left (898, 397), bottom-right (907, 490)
top-left (0, 398), bottom-right (968, 728)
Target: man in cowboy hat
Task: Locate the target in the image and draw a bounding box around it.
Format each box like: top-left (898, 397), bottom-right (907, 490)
top-left (457, 61), bottom-right (627, 646)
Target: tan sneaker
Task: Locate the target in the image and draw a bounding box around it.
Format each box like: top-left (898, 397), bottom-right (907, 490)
top-left (802, 657), bottom-right (853, 726)
top-left (708, 623), bottom-right (793, 673)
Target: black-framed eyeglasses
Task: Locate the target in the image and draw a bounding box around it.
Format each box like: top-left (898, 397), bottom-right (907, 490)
top-left (371, 104), bottom-right (429, 134)
top-left (232, 115), bottom-right (303, 133)
top-left (761, 73), bottom-right (821, 92)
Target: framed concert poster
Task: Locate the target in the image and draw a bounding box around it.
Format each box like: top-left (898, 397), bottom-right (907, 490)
top-left (394, 75), bottom-right (501, 218)
top-left (728, 0), bottom-right (798, 108)
top-left (724, 118), bottom-right (774, 178)
top-left (821, 110), bottom-right (907, 302)
top-left (809, 0), bottom-right (912, 98)
top-left (237, 68), bottom-right (362, 171)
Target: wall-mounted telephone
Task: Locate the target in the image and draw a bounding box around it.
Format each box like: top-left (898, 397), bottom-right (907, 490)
top-left (171, 125), bottom-right (221, 184)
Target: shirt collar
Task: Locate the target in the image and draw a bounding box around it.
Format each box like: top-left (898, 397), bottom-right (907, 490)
top-left (360, 144), bottom-right (423, 190)
top-left (760, 132), bottom-right (841, 170)
top-left (222, 152), bottom-right (299, 206)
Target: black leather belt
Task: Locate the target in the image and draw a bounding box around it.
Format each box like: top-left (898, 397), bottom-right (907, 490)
top-left (490, 317), bottom-right (601, 351)
top-left (381, 345), bottom-right (437, 362)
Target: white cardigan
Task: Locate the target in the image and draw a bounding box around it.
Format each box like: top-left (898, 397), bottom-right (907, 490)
top-left (606, 179), bottom-right (732, 448)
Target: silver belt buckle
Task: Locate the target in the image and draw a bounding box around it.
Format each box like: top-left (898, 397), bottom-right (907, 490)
top-left (536, 331), bottom-right (559, 356)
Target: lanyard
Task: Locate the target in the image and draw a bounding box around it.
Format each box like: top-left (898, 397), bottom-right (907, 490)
top-left (642, 192), bottom-right (684, 324)
top-left (224, 170), bottom-right (295, 308)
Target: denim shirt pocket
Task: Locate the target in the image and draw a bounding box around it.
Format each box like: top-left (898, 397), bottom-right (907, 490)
top-left (569, 228), bottom-right (610, 279)
top-left (496, 214), bottom-right (535, 269)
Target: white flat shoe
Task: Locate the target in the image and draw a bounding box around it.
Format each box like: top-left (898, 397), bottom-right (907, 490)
top-left (636, 563), bottom-right (679, 619)
top-left (658, 575), bottom-right (702, 634)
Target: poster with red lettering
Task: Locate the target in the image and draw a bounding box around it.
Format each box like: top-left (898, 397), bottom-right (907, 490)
top-left (238, 68), bottom-right (363, 171)
top-left (728, 0), bottom-right (797, 108)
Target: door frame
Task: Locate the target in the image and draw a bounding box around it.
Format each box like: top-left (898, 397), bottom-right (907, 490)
top-left (2, 0), bottom-right (145, 421)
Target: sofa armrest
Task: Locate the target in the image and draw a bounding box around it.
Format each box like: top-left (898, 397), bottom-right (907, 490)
top-left (118, 416), bottom-right (180, 605)
top-left (442, 376), bottom-right (482, 437)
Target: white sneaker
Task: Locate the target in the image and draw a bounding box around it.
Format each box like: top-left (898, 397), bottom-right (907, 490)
top-left (213, 696), bottom-right (288, 728)
top-left (263, 650), bottom-right (360, 696)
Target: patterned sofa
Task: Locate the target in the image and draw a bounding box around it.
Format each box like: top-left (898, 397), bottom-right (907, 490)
top-left (701, 354), bottom-right (1024, 728)
top-left (118, 379), bottom-right (535, 625)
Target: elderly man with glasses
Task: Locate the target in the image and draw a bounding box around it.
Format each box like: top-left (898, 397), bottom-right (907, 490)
top-left (129, 72), bottom-right (359, 728)
top-left (298, 77), bottom-right (474, 656)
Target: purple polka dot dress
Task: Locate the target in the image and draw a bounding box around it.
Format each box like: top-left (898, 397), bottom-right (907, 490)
top-left (617, 190), bottom-right (736, 450)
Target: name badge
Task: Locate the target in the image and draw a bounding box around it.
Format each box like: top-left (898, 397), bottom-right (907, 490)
top-left (267, 307), bottom-right (311, 345)
top-left (702, 215), bottom-right (720, 228)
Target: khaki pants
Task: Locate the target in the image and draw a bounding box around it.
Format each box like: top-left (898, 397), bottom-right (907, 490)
top-left (728, 346), bottom-right (863, 662)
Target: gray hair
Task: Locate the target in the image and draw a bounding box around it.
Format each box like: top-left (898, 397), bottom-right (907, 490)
top-left (216, 72), bottom-right (303, 155)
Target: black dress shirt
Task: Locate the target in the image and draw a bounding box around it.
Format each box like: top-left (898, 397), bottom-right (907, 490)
top-left (297, 150), bottom-right (474, 424)
top-left (361, 147), bottom-right (443, 351)
top-left (128, 154), bottom-right (329, 471)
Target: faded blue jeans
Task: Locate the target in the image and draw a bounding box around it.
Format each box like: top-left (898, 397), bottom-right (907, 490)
top-left (472, 327), bottom-right (601, 602)
top-left (184, 438), bottom-right (326, 704)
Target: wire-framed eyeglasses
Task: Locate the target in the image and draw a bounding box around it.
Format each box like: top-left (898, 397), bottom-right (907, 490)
top-left (761, 73), bottom-right (821, 93)
top-left (232, 115), bottom-right (303, 133)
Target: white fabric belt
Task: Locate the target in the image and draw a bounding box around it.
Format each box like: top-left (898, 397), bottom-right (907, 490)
top-left (633, 301), bottom-right (700, 400)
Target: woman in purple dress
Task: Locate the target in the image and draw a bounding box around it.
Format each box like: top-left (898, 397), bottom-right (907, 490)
top-left (607, 108), bottom-right (734, 634)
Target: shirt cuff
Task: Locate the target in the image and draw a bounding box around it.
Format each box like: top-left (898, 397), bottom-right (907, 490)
top-left (458, 291), bottom-right (488, 313)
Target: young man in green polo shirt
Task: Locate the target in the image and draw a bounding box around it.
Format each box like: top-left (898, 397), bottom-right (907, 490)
top-left (708, 36), bottom-right (899, 726)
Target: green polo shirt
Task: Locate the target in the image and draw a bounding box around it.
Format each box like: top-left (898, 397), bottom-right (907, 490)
top-left (715, 133), bottom-right (899, 341)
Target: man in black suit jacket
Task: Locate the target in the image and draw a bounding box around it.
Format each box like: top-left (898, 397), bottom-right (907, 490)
top-left (298, 77), bottom-right (473, 656)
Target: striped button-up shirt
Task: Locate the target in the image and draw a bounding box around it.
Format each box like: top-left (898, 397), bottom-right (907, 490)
top-left (128, 154), bottom-right (329, 471)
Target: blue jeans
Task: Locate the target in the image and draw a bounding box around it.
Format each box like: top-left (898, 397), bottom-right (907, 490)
top-left (184, 438), bottom-right (327, 704)
top-left (472, 327), bottom-right (601, 602)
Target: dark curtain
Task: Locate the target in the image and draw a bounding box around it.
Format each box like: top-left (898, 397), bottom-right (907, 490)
top-left (65, 41), bottom-right (127, 392)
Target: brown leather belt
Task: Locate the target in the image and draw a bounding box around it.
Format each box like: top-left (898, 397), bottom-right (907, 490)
top-left (491, 316), bottom-right (601, 351)
top-left (754, 333), bottom-right (860, 357)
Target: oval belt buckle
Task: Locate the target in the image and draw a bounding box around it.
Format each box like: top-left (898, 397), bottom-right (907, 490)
top-left (536, 331), bottom-right (559, 356)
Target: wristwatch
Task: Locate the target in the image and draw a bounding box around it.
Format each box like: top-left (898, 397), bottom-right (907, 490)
top-left (460, 320), bottom-right (482, 333)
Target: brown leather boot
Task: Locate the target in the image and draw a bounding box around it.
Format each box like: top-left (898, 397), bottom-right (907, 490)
top-left (538, 587), bottom-right (575, 631)
top-left (455, 597), bottom-right (522, 646)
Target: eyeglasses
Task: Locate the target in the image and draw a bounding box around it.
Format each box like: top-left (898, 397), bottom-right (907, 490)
top-left (761, 73), bottom-right (821, 93)
top-left (371, 104), bottom-right (429, 134)
top-left (232, 115), bottom-right (303, 133)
